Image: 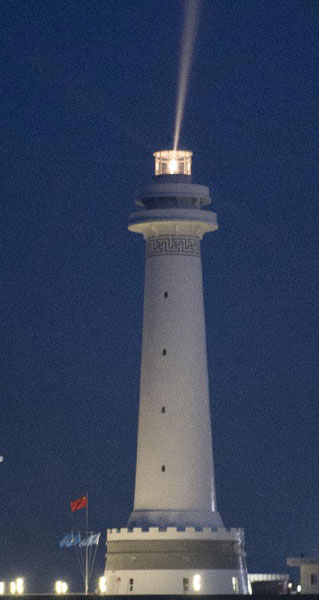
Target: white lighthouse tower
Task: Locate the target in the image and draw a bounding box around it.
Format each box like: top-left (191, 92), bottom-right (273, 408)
top-left (104, 150), bottom-right (249, 595)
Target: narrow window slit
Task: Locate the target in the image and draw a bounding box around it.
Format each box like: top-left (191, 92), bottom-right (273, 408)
top-left (162, 349), bottom-right (167, 355)
top-left (161, 465), bottom-right (166, 472)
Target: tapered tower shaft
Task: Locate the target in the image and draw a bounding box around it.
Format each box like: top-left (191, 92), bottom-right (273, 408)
top-left (129, 221), bottom-right (221, 529)
top-left (136, 245), bottom-right (215, 513)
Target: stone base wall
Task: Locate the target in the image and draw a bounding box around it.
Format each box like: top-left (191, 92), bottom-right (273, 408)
top-left (104, 528), bottom-right (249, 595)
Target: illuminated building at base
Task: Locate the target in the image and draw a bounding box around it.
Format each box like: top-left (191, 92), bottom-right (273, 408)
top-left (104, 151), bottom-right (249, 595)
top-left (287, 557), bottom-right (319, 594)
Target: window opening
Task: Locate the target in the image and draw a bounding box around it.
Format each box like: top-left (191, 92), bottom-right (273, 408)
top-left (161, 407), bottom-right (166, 413)
top-left (162, 349), bottom-right (167, 355)
top-left (161, 465), bottom-right (166, 472)
top-left (129, 578), bottom-right (134, 592)
top-left (183, 578), bottom-right (189, 592)
top-left (311, 574), bottom-right (318, 585)
top-left (164, 292), bottom-right (168, 298)
top-left (193, 575), bottom-right (201, 592)
top-left (232, 576), bottom-right (239, 592)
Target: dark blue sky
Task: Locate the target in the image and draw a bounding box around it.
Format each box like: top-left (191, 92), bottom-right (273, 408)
top-left (1, 0), bottom-right (318, 592)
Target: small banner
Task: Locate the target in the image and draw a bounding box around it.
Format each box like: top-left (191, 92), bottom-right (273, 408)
top-left (60, 533), bottom-right (81, 548)
top-left (79, 533), bottom-right (101, 547)
top-left (70, 496), bottom-right (88, 512)
top-left (60, 532), bottom-right (101, 548)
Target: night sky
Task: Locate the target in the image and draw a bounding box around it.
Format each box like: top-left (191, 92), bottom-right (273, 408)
top-left (1, 0), bottom-right (318, 592)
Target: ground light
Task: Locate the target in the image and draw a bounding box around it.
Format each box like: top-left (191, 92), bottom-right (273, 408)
top-left (193, 574), bottom-right (201, 592)
top-left (98, 576), bottom-right (107, 593)
top-left (0, 583), bottom-right (4, 595)
top-left (55, 581), bottom-right (68, 594)
top-left (16, 579), bottom-right (24, 595)
top-left (9, 583), bottom-right (16, 595)
top-left (9, 579), bottom-right (24, 595)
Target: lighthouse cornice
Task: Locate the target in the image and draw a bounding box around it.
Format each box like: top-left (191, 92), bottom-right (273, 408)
top-left (136, 182), bottom-right (211, 207)
top-left (129, 208), bottom-right (218, 238)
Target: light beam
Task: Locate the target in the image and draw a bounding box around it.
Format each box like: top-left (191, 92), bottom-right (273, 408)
top-left (173, 0), bottom-right (201, 152)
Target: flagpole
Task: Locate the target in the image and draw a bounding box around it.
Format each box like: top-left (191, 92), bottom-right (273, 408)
top-left (85, 492), bottom-right (89, 595)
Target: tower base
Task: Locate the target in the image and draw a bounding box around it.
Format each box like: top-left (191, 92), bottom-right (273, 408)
top-left (104, 526), bottom-right (250, 595)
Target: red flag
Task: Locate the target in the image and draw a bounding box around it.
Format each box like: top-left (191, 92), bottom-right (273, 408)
top-left (70, 496), bottom-right (87, 512)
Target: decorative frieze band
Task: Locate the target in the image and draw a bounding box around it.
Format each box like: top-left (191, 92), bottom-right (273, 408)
top-left (146, 235), bottom-right (200, 257)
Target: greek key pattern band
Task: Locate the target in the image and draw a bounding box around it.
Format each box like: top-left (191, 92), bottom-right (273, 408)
top-left (146, 235), bottom-right (200, 257)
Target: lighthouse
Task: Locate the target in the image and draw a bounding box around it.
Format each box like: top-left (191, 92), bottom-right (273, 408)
top-left (104, 150), bottom-right (249, 595)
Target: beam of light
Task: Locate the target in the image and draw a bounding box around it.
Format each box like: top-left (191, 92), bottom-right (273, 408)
top-left (173, 0), bottom-right (201, 152)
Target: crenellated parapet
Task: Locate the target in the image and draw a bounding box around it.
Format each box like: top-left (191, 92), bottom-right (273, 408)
top-left (107, 526), bottom-right (244, 541)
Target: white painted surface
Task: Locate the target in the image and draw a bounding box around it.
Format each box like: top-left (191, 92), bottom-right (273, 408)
top-left (135, 250), bottom-right (214, 512)
top-left (287, 559), bottom-right (319, 594)
top-left (249, 573), bottom-right (289, 582)
top-left (104, 527), bottom-right (249, 594)
top-left (128, 218), bottom-right (221, 527)
top-left (104, 568), bottom-right (249, 595)
top-left (300, 566), bottom-right (319, 594)
top-left (103, 174), bottom-right (250, 593)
